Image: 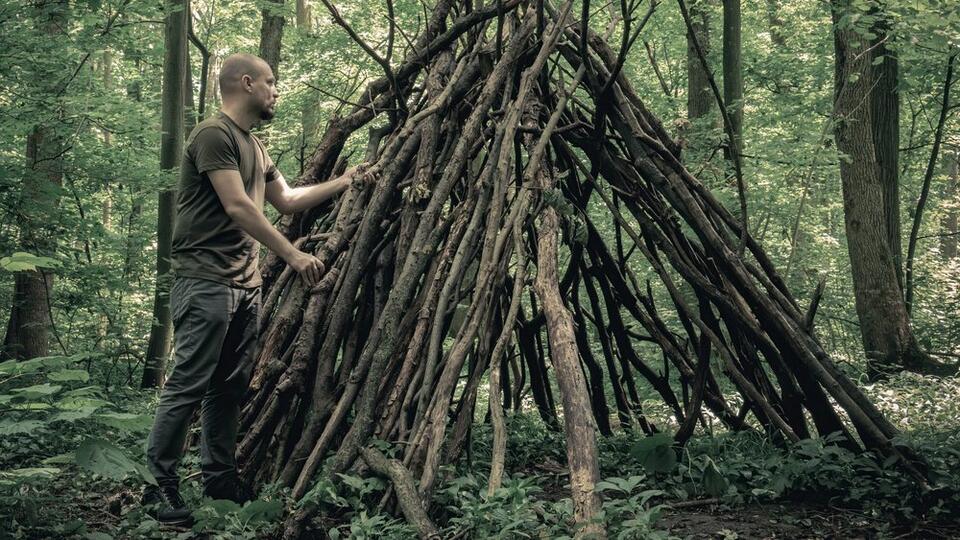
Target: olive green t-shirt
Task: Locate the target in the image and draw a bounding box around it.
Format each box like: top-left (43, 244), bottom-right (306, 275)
top-left (172, 111), bottom-right (278, 289)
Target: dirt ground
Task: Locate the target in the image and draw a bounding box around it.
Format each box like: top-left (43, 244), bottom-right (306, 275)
top-left (660, 502), bottom-right (960, 540)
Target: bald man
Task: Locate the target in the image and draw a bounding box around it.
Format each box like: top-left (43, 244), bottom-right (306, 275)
top-left (142, 53), bottom-right (366, 525)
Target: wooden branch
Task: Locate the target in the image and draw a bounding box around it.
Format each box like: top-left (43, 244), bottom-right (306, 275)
top-left (187, 11), bottom-right (211, 121)
top-left (803, 276), bottom-right (826, 333)
top-left (905, 51), bottom-right (956, 312)
top-left (319, 0), bottom-right (403, 114)
top-left (643, 39), bottom-right (673, 96)
top-left (597, 0), bottom-right (658, 99)
top-left (360, 447), bottom-right (439, 539)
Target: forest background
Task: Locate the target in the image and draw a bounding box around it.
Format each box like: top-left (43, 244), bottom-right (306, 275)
top-left (1, 0), bottom-right (960, 538)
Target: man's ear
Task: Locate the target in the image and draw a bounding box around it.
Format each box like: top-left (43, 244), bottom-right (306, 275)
top-left (242, 74), bottom-right (253, 93)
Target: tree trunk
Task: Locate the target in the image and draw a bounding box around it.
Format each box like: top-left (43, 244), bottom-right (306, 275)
top-left (6, 123), bottom-right (59, 360)
top-left (259, 0), bottom-right (285, 79)
top-left (296, 0), bottom-right (311, 27)
top-left (142, 0), bottom-right (188, 388)
top-left (184, 34), bottom-right (196, 138)
top-left (679, 0), bottom-right (716, 162)
top-left (205, 53), bottom-right (219, 113)
top-left (870, 7), bottom-right (903, 289)
top-left (722, 0), bottom-right (742, 160)
top-left (831, 0), bottom-right (925, 375)
top-left (3, 0), bottom-right (69, 361)
top-left (942, 151), bottom-right (959, 259)
top-left (686, 0), bottom-right (713, 122)
top-left (297, 0), bottom-right (320, 172)
top-left (765, 0), bottom-right (786, 48)
top-left (101, 50), bottom-right (114, 231)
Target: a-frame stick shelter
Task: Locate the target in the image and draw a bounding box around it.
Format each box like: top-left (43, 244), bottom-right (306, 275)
top-left (234, 1), bottom-right (926, 537)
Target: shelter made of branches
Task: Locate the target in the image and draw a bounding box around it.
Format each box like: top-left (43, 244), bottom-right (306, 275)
top-left (235, 1), bottom-right (923, 537)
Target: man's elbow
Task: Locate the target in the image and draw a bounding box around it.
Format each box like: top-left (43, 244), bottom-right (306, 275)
top-left (272, 198), bottom-right (297, 215)
top-left (224, 201), bottom-right (255, 221)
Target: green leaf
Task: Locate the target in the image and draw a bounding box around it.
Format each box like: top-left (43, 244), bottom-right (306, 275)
top-left (0, 419), bottom-right (46, 435)
top-left (75, 437), bottom-right (147, 481)
top-left (337, 472), bottom-right (367, 492)
top-left (238, 499), bottom-right (283, 523)
top-left (0, 252), bottom-right (60, 272)
top-left (0, 355), bottom-right (71, 376)
top-left (630, 434), bottom-right (677, 474)
top-left (61, 386), bottom-right (106, 399)
top-left (11, 383), bottom-right (63, 398)
top-left (204, 498), bottom-right (242, 515)
top-left (47, 369), bottom-right (90, 382)
top-left (43, 452), bottom-right (75, 465)
top-left (50, 406), bottom-right (99, 423)
top-left (0, 467), bottom-right (61, 481)
top-left (703, 457), bottom-right (729, 497)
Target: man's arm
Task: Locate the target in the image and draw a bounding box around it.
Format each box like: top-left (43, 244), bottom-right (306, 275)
top-left (265, 167), bottom-right (360, 215)
top-left (208, 169), bottom-right (324, 284)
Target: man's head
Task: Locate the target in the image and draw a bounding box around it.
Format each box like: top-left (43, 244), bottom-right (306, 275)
top-left (219, 54), bottom-right (278, 122)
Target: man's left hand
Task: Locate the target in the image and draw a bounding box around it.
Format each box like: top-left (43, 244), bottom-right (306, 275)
top-left (348, 162), bottom-right (379, 187)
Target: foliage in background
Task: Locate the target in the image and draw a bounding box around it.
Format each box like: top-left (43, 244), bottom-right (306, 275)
top-left (0, 0), bottom-right (958, 537)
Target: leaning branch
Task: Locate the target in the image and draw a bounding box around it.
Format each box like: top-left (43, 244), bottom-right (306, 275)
top-left (905, 51), bottom-right (956, 312)
top-left (360, 447), bottom-right (439, 539)
top-left (676, 0), bottom-right (748, 256)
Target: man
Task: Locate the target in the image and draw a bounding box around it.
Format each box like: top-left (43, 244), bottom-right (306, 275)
top-left (142, 53), bottom-right (366, 525)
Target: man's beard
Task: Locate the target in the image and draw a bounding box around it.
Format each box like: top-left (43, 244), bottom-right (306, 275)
top-left (259, 106), bottom-right (275, 121)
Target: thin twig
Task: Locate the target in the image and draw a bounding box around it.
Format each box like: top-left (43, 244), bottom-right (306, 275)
top-left (676, 0), bottom-right (748, 256)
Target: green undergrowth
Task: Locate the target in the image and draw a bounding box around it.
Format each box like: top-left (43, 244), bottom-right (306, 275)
top-left (1, 359), bottom-right (959, 539)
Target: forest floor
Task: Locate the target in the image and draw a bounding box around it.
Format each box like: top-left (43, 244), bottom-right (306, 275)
top-left (660, 503), bottom-right (958, 539)
top-left (3, 370), bottom-right (960, 539)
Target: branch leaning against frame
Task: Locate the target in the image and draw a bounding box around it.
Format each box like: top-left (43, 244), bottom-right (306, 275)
top-left (319, 0), bottom-right (407, 118)
top-left (598, 0), bottom-right (659, 99)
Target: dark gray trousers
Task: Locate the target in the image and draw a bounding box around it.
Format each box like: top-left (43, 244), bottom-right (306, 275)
top-left (145, 276), bottom-right (260, 493)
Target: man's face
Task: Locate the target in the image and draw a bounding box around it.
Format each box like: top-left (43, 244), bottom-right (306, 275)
top-left (245, 64), bottom-right (279, 121)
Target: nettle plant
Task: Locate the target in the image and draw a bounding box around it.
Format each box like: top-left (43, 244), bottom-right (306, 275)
top-left (0, 353), bottom-right (155, 528)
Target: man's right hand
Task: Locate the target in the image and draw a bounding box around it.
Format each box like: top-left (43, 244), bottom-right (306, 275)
top-left (287, 251), bottom-right (325, 286)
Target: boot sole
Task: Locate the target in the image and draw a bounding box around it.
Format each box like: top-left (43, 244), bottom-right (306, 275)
top-left (158, 517), bottom-right (194, 529)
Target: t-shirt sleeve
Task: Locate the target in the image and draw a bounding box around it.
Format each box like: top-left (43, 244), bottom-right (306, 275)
top-left (264, 151), bottom-right (279, 183)
top-left (191, 127), bottom-right (239, 174)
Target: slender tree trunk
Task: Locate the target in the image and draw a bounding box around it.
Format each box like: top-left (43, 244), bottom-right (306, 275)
top-left (101, 50), bottom-right (113, 231)
top-left (297, 0), bottom-right (320, 171)
top-left (98, 50), bottom-right (114, 340)
top-left (184, 34), bottom-right (196, 137)
top-left (142, 0), bottom-right (188, 388)
top-left (942, 151), bottom-right (959, 259)
top-left (905, 53), bottom-right (955, 312)
top-left (205, 53), bottom-right (219, 113)
top-left (831, 0), bottom-right (925, 376)
top-left (722, 0), bottom-right (742, 160)
top-left (3, 0), bottom-right (69, 361)
top-left (686, 0), bottom-right (712, 123)
top-left (870, 7), bottom-right (903, 289)
top-left (765, 0), bottom-right (786, 48)
top-left (296, 0), bottom-right (311, 26)
top-left (259, 0), bottom-right (285, 79)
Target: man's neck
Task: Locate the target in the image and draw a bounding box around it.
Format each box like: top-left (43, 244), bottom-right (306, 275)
top-left (219, 105), bottom-right (256, 132)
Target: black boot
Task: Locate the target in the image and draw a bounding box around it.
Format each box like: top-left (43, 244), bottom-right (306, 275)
top-left (142, 484), bottom-right (193, 526)
top-left (203, 477), bottom-right (254, 504)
